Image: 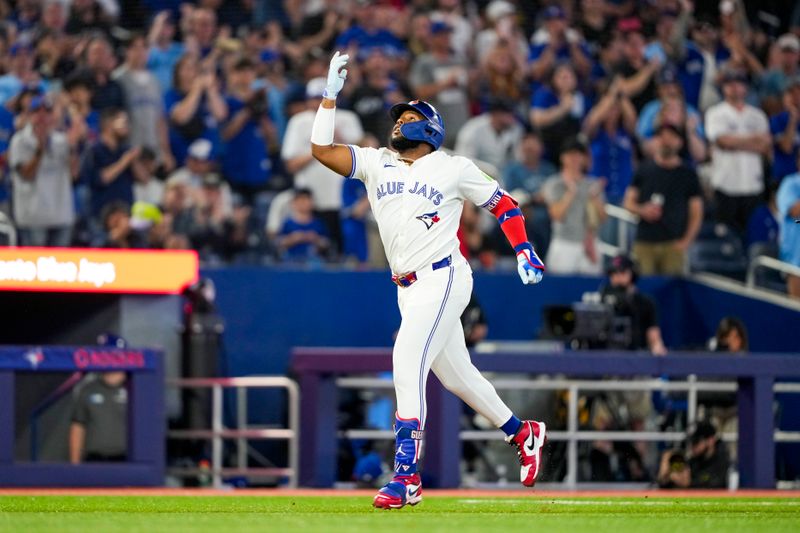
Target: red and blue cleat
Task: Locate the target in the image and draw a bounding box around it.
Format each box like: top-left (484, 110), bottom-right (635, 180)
top-left (506, 420), bottom-right (547, 487)
top-left (372, 473), bottom-right (423, 509)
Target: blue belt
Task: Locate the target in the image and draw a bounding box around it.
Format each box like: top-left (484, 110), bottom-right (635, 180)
top-left (392, 255), bottom-right (452, 288)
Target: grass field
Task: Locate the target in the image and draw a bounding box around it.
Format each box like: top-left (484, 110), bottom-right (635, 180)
top-left (1, 493), bottom-right (800, 533)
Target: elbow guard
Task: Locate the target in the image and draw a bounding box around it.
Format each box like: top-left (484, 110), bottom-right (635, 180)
top-left (490, 191), bottom-right (528, 249)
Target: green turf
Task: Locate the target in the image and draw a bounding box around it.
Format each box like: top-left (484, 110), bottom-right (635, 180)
top-left (1, 496), bottom-right (799, 533)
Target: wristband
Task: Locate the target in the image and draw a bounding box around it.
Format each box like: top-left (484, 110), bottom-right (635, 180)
top-left (310, 104), bottom-right (336, 146)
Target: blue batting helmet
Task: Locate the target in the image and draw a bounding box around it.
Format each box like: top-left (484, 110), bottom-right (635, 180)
top-left (389, 100), bottom-right (445, 151)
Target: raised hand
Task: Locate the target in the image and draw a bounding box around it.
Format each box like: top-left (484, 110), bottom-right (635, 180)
top-left (515, 242), bottom-right (545, 285)
top-left (324, 51), bottom-right (349, 99)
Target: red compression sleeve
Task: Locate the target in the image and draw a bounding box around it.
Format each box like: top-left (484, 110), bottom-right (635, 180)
top-left (489, 194), bottom-right (528, 249)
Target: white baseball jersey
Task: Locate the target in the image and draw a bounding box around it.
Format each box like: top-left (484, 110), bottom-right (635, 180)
top-left (346, 145), bottom-right (502, 274)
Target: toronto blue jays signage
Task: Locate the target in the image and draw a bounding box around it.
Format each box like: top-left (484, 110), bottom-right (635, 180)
top-left (0, 346), bottom-right (158, 371)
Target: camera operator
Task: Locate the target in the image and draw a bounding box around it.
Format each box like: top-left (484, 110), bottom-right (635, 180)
top-left (657, 420), bottom-right (730, 489)
top-left (599, 254), bottom-right (667, 355)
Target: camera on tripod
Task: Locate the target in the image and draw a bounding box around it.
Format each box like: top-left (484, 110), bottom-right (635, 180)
top-left (542, 292), bottom-right (632, 350)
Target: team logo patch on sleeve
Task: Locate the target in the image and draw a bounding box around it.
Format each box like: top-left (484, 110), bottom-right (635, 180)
top-left (416, 211), bottom-right (441, 229)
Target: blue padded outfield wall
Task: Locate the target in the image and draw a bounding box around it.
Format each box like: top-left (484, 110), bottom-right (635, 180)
top-left (203, 267), bottom-right (800, 478)
top-left (203, 268), bottom-right (799, 378)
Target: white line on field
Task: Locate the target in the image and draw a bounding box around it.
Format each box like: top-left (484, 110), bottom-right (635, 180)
top-left (457, 499), bottom-right (800, 506)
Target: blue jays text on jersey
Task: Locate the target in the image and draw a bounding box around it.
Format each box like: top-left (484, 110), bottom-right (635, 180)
top-left (375, 180), bottom-right (444, 205)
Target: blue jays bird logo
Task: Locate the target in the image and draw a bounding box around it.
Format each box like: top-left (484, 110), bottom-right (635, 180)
top-left (24, 349), bottom-right (44, 369)
top-left (416, 211), bottom-right (440, 230)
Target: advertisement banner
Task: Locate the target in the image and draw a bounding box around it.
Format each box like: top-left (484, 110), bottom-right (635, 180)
top-left (0, 346), bottom-right (158, 371)
top-left (0, 248), bottom-right (198, 294)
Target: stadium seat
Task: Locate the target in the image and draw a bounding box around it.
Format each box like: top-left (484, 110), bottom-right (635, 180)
top-left (747, 242), bottom-right (787, 293)
top-left (688, 232), bottom-right (748, 281)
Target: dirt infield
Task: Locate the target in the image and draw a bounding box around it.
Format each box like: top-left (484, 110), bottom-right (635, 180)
top-left (1, 488), bottom-right (799, 498)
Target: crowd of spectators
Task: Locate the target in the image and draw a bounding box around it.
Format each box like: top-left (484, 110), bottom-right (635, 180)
top-left (0, 0), bottom-right (798, 294)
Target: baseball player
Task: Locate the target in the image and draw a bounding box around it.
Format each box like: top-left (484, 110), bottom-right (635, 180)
top-left (311, 52), bottom-right (547, 509)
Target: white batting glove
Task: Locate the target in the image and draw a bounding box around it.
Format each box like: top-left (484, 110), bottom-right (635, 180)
top-left (324, 51), bottom-right (349, 99)
top-left (515, 242), bottom-right (545, 285)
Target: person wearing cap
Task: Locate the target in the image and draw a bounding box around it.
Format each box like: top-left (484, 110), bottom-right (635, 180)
top-left (705, 68), bottom-right (770, 235)
top-left (600, 254), bottom-right (666, 354)
top-left (0, 42), bottom-right (47, 106)
top-left (167, 138), bottom-right (233, 213)
top-left (348, 48), bottom-right (412, 140)
top-left (454, 98), bottom-right (523, 172)
top-left (658, 420), bottom-right (730, 489)
top-left (637, 68), bottom-right (708, 166)
top-left (528, 5), bottom-right (592, 86)
top-left (282, 77), bottom-right (364, 253)
top-left (220, 57), bottom-right (277, 203)
top-left (541, 136), bottom-right (607, 274)
top-left (681, 15), bottom-right (731, 113)
top-left (759, 34), bottom-right (800, 116)
top-left (624, 123), bottom-right (703, 275)
top-left (277, 188), bottom-right (330, 262)
top-left (430, 0), bottom-right (474, 60)
top-left (188, 172), bottom-right (250, 260)
top-left (770, 76), bottom-right (800, 182)
top-left (311, 51), bottom-right (548, 507)
top-left (528, 5), bottom-right (592, 90)
top-left (9, 94), bottom-right (78, 246)
top-left (615, 19), bottom-right (661, 112)
top-left (474, 0), bottom-right (527, 65)
top-left (410, 20), bottom-right (470, 148)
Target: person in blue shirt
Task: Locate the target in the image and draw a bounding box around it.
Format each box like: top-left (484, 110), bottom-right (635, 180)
top-left (770, 78), bottom-right (800, 182)
top-left (79, 109), bottom-right (144, 218)
top-left (220, 57), bottom-right (277, 204)
top-left (278, 188), bottom-right (329, 262)
top-left (745, 182), bottom-right (779, 251)
top-left (528, 5), bottom-right (592, 90)
top-left (584, 78), bottom-right (637, 205)
top-left (678, 16), bottom-right (730, 112)
top-left (0, 42), bottom-right (48, 106)
top-left (341, 177), bottom-right (369, 265)
top-left (637, 68), bottom-right (707, 166)
top-left (776, 160), bottom-right (800, 299)
top-left (146, 11), bottom-right (185, 94)
top-left (0, 104), bottom-right (15, 215)
top-left (334, 2), bottom-right (405, 60)
top-left (164, 54), bottom-right (227, 166)
top-left (530, 63), bottom-right (589, 163)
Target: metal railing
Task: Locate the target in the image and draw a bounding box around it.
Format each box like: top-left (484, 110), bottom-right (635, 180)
top-left (598, 203), bottom-right (639, 259)
top-left (335, 375), bottom-right (800, 490)
top-left (167, 376), bottom-right (300, 488)
top-left (746, 255), bottom-right (800, 289)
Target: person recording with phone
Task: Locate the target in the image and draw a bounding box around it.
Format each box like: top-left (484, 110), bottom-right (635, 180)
top-left (623, 123), bottom-right (703, 275)
top-left (657, 421), bottom-right (730, 489)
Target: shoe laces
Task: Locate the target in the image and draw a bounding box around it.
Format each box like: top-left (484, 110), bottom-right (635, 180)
top-left (508, 439), bottom-right (525, 465)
